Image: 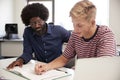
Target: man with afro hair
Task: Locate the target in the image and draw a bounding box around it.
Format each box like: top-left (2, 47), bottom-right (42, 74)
top-left (7, 3), bottom-right (71, 69)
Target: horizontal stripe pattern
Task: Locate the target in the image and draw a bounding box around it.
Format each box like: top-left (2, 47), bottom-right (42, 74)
top-left (63, 25), bottom-right (116, 59)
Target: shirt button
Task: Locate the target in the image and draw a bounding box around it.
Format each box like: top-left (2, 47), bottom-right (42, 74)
top-left (46, 59), bottom-right (48, 62)
top-left (43, 43), bottom-right (45, 46)
top-left (45, 51), bottom-right (47, 53)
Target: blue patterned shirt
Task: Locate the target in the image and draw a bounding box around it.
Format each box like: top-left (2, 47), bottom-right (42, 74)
top-left (19, 23), bottom-right (71, 63)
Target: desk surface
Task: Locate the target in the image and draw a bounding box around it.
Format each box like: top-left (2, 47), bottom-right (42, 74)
top-left (0, 58), bottom-right (74, 80)
top-left (0, 38), bottom-right (23, 42)
top-left (0, 58), bottom-right (26, 80)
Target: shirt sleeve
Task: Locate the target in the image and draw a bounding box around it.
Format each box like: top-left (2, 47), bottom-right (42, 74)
top-left (59, 26), bottom-right (71, 43)
top-left (63, 33), bottom-right (76, 59)
top-left (96, 30), bottom-right (116, 57)
top-left (18, 28), bottom-right (33, 64)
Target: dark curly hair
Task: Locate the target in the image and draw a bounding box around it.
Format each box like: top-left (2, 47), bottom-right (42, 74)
top-left (21, 3), bottom-right (49, 26)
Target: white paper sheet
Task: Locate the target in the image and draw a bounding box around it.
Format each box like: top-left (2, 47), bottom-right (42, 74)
top-left (8, 60), bottom-right (70, 80)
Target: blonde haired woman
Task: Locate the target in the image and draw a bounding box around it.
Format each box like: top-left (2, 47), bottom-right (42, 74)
top-left (35, 0), bottom-right (116, 75)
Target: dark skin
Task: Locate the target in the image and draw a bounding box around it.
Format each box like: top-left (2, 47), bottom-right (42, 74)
top-left (7, 17), bottom-right (46, 70)
top-left (7, 3), bottom-right (49, 70)
top-left (7, 58), bottom-right (24, 70)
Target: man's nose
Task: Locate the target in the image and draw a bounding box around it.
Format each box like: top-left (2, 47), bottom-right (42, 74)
top-left (35, 23), bottom-right (40, 28)
top-left (74, 28), bottom-right (79, 32)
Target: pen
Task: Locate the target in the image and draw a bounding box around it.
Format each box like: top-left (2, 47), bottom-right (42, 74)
top-left (55, 69), bottom-right (68, 73)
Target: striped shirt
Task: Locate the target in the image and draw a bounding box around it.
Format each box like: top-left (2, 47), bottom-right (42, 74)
top-left (63, 25), bottom-right (116, 59)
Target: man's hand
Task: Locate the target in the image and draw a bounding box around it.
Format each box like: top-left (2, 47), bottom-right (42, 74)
top-left (7, 58), bottom-right (24, 70)
top-left (34, 63), bottom-right (48, 75)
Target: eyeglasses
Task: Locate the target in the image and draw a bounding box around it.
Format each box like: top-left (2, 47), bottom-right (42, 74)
top-left (30, 20), bottom-right (45, 27)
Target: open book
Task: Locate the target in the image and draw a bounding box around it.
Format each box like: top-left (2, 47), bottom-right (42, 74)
top-left (5, 60), bottom-right (71, 80)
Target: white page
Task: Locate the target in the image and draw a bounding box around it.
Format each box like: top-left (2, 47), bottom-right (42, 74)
top-left (9, 60), bottom-right (70, 80)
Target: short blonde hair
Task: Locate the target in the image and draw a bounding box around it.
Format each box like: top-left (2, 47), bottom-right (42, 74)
top-left (70, 0), bottom-right (96, 21)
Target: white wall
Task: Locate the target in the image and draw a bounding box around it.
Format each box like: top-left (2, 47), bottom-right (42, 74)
top-left (0, 0), bottom-right (120, 45)
top-left (0, 0), bottom-right (27, 38)
top-left (13, 0), bottom-right (27, 38)
top-left (109, 0), bottom-right (120, 45)
top-left (0, 0), bottom-right (14, 37)
top-left (55, 0), bottom-right (109, 30)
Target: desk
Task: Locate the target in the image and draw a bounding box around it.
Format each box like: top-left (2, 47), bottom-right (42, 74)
top-left (0, 39), bottom-right (23, 57)
top-left (0, 58), bottom-right (74, 80)
top-left (0, 39), bottom-right (67, 57)
top-left (0, 58), bottom-right (27, 80)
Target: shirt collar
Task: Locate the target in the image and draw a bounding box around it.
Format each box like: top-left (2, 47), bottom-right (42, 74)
top-left (32, 24), bottom-right (52, 36)
top-left (47, 24), bottom-right (52, 34)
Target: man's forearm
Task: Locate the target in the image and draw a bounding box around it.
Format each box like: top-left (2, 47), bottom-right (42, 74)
top-left (47, 55), bottom-right (68, 70)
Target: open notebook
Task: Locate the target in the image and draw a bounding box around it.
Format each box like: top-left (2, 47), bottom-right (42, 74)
top-left (73, 56), bottom-right (120, 80)
top-left (4, 60), bottom-right (71, 80)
